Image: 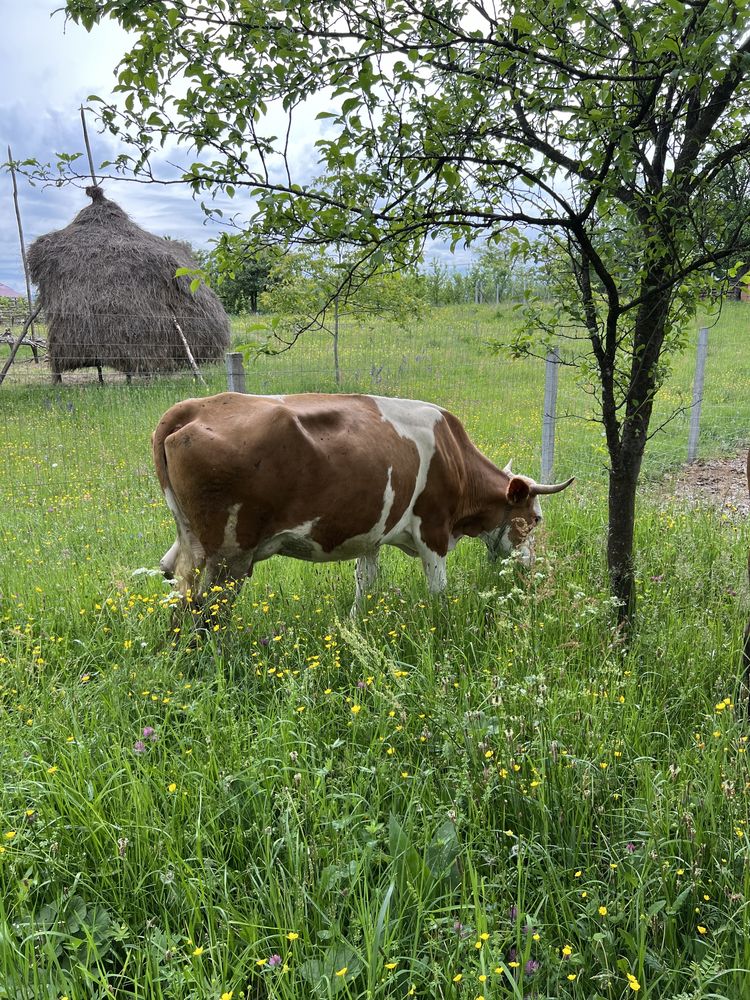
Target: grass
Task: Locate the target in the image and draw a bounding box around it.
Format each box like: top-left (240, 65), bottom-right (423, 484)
top-left (0, 304), bottom-right (749, 999)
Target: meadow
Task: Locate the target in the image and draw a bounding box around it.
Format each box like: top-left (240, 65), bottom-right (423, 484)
top-left (0, 304), bottom-right (749, 999)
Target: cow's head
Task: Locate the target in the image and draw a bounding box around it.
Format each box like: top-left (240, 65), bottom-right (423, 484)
top-left (483, 462), bottom-right (574, 566)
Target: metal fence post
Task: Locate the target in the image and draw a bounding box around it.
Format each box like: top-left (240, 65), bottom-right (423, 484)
top-left (226, 351), bottom-right (246, 393)
top-left (540, 347), bottom-right (560, 482)
top-left (687, 326), bottom-right (709, 463)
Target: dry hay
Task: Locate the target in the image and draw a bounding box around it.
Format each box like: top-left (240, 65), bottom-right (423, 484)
top-left (27, 187), bottom-right (230, 377)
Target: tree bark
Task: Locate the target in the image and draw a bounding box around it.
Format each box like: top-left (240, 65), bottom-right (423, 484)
top-left (607, 463), bottom-right (641, 623)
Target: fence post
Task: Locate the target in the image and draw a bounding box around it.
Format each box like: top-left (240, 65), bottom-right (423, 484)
top-left (540, 347), bottom-right (560, 482)
top-left (687, 326), bottom-right (709, 463)
top-left (226, 352), bottom-right (246, 393)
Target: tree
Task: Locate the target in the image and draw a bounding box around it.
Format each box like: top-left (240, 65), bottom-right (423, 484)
top-left (470, 239), bottom-right (526, 304)
top-left (258, 249), bottom-right (424, 383)
top-left (420, 260), bottom-right (472, 306)
top-left (64, 0), bottom-right (750, 619)
top-left (200, 234), bottom-right (279, 315)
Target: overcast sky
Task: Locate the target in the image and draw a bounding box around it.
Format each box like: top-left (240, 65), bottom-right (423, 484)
top-left (0, 0), bottom-right (251, 293)
top-left (1, 1), bottom-right (468, 296)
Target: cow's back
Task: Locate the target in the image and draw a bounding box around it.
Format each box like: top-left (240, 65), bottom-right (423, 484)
top-left (155, 392), bottom-right (449, 558)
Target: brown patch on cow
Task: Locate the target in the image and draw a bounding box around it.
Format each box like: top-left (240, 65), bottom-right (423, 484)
top-left (300, 396), bottom-right (419, 551)
top-left (159, 393), bottom-right (421, 559)
top-left (413, 415), bottom-right (463, 554)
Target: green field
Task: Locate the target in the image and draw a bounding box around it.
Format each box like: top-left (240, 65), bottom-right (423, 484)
top-left (0, 305), bottom-right (749, 999)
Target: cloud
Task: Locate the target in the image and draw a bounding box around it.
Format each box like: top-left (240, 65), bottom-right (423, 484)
top-left (0, 1), bottom-right (240, 290)
top-left (0, 1), bottom-right (472, 294)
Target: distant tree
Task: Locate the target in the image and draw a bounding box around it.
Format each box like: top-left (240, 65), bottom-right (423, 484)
top-left (420, 260), bottom-right (470, 306)
top-left (469, 238), bottom-right (525, 304)
top-left (61, 0), bottom-right (750, 622)
top-left (199, 235), bottom-right (278, 314)
top-left (258, 249), bottom-right (424, 383)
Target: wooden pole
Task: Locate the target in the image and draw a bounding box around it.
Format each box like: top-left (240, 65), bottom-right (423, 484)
top-left (540, 347), bottom-right (560, 482)
top-left (0, 303), bottom-right (42, 387)
top-left (7, 145), bottom-right (39, 363)
top-left (171, 312), bottom-right (206, 386)
top-left (687, 326), bottom-right (709, 463)
top-left (80, 105), bottom-right (98, 186)
top-left (225, 352), bottom-right (246, 393)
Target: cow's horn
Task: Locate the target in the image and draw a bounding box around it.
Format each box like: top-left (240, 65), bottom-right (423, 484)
top-left (503, 460), bottom-right (513, 473)
top-left (532, 476), bottom-right (575, 495)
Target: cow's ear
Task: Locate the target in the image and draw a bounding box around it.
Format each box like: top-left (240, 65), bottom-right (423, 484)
top-left (506, 476), bottom-right (531, 505)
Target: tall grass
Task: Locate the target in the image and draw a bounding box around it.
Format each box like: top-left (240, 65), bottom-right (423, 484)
top-left (0, 304), bottom-right (748, 999)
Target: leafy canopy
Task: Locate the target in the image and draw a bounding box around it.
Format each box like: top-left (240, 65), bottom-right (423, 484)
top-left (65, 1), bottom-right (750, 336)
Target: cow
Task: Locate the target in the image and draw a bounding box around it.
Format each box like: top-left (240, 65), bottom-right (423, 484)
top-left (152, 392), bottom-right (574, 620)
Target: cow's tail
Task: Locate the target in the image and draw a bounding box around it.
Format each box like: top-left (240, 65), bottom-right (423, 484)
top-left (152, 405), bottom-right (199, 582)
top-left (152, 399), bottom-right (201, 496)
top-left (152, 412), bottom-right (179, 497)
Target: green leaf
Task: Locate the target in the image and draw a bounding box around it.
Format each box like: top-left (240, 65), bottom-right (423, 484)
top-left (425, 819), bottom-right (460, 880)
top-left (341, 96), bottom-right (361, 115)
top-left (299, 944), bottom-right (363, 994)
top-left (511, 13), bottom-right (534, 33)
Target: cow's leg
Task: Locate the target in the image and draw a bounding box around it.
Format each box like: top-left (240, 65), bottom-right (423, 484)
top-left (352, 550), bottom-right (379, 616)
top-left (418, 546), bottom-right (448, 595)
top-left (160, 539), bottom-right (180, 579)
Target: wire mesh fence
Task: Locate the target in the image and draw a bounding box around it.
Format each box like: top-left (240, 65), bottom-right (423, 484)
top-left (1, 304), bottom-right (749, 573)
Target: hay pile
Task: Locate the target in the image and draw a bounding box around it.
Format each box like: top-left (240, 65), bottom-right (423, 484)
top-left (28, 187), bottom-right (230, 377)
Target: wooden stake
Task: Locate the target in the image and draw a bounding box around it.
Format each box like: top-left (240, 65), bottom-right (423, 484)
top-left (171, 312), bottom-right (206, 386)
top-left (80, 105), bottom-right (98, 186)
top-left (7, 145), bottom-right (39, 362)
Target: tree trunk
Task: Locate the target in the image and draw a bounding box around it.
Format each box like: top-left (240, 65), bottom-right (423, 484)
top-left (607, 465), bottom-right (640, 623)
top-left (603, 276), bottom-right (668, 625)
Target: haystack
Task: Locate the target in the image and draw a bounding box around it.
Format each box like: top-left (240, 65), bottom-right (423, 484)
top-left (27, 186), bottom-right (230, 378)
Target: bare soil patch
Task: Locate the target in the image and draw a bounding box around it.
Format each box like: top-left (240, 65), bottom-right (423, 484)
top-left (670, 451), bottom-right (749, 517)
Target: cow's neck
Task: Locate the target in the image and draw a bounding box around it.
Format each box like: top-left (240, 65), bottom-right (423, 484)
top-left (457, 453), bottom-right (512, 533)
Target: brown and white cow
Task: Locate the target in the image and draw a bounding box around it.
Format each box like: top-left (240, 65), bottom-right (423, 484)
top-left (152, 392), bottom-right (573, 616)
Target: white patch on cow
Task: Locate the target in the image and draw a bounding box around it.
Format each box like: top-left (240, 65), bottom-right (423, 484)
top-left (164, 486), bottom-right (180, 518)
top-left (160, 539), bottom-right (179, 578)
top-left (372, 395), bottom-right (443, 448)
top-left (349, 465), bottom-right (395, 551)
top-left (254, 519), bottom-right (319, 561)
top-left (164, 487), bottom-right (205, 562)
top-left (420, 549), bottom-right (448, 594)
top-left (220, 502), bottom-right (242, 555)
top-left (371, 396), bottom-right (443, 547)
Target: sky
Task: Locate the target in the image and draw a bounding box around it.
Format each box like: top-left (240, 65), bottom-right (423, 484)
top-left (0, 1), bottom-right (469, 297)
top-left (0, 0), bottom-right (249, 293)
